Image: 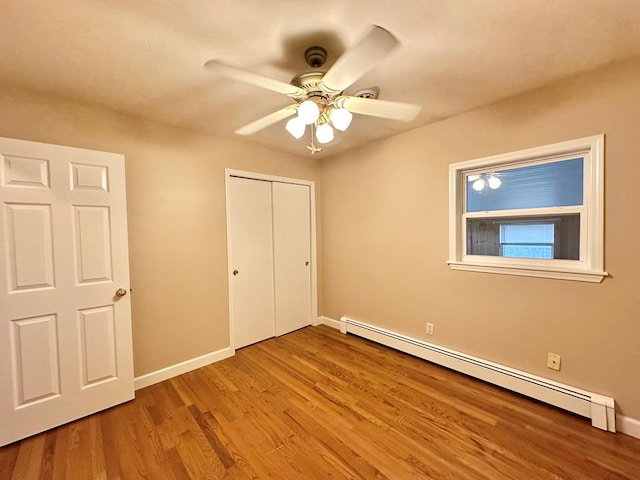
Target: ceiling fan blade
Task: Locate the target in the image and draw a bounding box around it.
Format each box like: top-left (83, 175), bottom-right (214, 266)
top-left (204, 60), bottom-right (305, 97)
top-left (339, 96), bottom-right (421, 121)
top-left (235, 106), bottom-right (297, 135)
top-left (321, 25), bottom-right (399, 93)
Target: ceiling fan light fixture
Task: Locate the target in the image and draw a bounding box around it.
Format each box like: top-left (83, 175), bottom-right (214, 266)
top-left (298, 100), bottom-right (320, 125)
top-left (472, 178), bottom-right (486, 192)
top-left (315, 123), bottom-right (334, 144)
top-left (285, 117), bottom-right (306, 139)
top-left (329, 108), bottom-right (353, 131)
top-left (487, 175), bottom-right (502, 189)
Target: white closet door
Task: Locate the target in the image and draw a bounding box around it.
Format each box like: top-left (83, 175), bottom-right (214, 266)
top-left (272, 182), bottom-right (311, 336)
top-left (0, 136), bottom-right (133, 447)
top-left (228, 177), bottom-right (275, 349)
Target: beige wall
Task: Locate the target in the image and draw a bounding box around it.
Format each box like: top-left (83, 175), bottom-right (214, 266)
top-left (0, 85), bottom-right (319, 377)
top-left (320, 58), bottom-right (640, 419)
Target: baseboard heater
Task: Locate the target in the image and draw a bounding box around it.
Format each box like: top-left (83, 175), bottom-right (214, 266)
top-left (339, 316), bottom-right (615, 432)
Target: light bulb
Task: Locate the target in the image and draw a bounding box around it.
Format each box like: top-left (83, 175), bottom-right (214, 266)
top-left (487, 175), bottom-right (502, 189)
top-left (285, 117), bottom-right (305, 139)
top-left (315, 123), bottom-right (334, 144)
top-left (329, 108), bottom-right (352, 131)
top-left (297, 100), bottom-right (320, 125)
top-left (472, 178), bottom-right (486, 191)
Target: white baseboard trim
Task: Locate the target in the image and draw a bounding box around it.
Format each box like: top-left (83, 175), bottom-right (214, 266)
top-left (134, 347), bottom-right (234, 390)
top-left (317, 316), bottom-right (342, 330)
top-left (617, 415), bottom-right (640, 439)
top-left (340, 316), bottom-right (616, 433)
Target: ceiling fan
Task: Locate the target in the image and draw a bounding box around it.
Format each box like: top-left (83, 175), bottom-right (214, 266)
top-left (204, 25), bottom-right (421, 153)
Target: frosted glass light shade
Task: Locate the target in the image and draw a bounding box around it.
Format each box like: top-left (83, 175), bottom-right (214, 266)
top-left (298, 100), bottom-right (320, 125)
top-left (487, 175), bottom-right (502, 189)
top-left (329, 108), bottom-right (352, 131)
top-left (472, 178), bottom-right (486, 191)
top-left (285, 117), bottom-right (306, 139)
top-left (315, 123), bottom-right (334, 144)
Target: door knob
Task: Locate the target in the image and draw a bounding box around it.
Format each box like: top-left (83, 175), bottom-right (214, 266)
top-left (233, 270), bottom-right (239, 276)
top-left (305, 261), bottom-right (309, 266)
top-left (115, 288), bottom-right (128, 297)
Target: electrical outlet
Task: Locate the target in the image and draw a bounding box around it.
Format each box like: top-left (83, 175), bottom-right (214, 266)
top-left (547, 352), bottom-right (561, 371)
top-left (426, 322), bottom-right (434, 335)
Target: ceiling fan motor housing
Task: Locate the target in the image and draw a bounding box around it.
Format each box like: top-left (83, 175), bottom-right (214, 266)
top-left (291, 71), bottom-right (331, 102)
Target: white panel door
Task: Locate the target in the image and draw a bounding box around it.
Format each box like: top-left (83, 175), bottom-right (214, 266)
top-left (0, 137), bottom-right (134, 447)
top-left (272, 182), bottom-right (311, 336)
top-left (228, 177), bottom-right (275, 349)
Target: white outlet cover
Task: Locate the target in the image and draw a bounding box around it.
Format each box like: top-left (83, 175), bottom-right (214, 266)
top-left (547, 352), bottom-right (561, 371)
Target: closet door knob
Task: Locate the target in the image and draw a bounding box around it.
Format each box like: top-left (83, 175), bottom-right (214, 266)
top-left (115, 288), bottom-right (127, 297)
top-left (233, 270), bottom-right (239, 276)
top-left (305, 261), bottom-right (309, 266)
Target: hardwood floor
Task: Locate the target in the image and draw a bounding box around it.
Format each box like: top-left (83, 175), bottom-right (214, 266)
top-left (2, 325), bottom-right (639, 479)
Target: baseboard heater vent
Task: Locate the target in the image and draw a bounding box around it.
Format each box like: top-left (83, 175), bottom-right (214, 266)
top-left (340, 316), bottom-right (615, 432)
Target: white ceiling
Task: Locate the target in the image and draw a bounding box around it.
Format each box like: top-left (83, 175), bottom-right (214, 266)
top-left (2, 1), bottom-right (640, 157)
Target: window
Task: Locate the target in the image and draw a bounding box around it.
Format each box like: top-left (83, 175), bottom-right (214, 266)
top-left (448, 135), bottom-right (606, 282)
top-left (500, 223), bottom-right (555, 259)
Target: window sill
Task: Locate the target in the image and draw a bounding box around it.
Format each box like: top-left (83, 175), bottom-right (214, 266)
top-left (447, 261), bottom-right (607, 283)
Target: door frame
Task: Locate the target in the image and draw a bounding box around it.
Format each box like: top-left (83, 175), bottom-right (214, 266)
top-left (224, 169), bottom-right (318, 353)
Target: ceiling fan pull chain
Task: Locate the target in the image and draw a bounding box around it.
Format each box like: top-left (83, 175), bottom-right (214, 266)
top-left (307, 123), bottom-right (323, 154)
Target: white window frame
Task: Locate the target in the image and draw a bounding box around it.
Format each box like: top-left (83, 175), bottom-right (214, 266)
top-left (448, 135), bottom-right (606, 283)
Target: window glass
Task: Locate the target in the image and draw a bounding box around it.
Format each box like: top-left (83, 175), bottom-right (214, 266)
top-left (466, 214), bottom-right (580, 260)
top-left (466, 158), bottom-right (584, 213)
top-left (500, 223), bottom-right (554, 259)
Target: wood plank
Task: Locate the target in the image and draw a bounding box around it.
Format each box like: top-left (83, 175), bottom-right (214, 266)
top-left (0, 441), bottom-right (19, 479)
